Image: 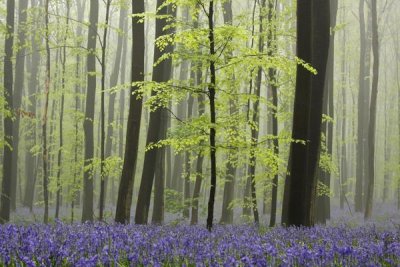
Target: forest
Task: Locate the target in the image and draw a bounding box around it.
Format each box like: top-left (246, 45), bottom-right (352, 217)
top-left (0, 0), bottom-right (400, 265)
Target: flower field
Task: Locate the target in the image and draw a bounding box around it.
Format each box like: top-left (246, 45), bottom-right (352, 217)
top-left (1, 221), bottom-right (399, 266)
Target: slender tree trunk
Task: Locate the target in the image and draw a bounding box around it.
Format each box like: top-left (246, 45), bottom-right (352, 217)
top-left (268, 0), bottom-right (279, 228)
top-left (355, 0), bottom-right (366, 213)
top-left (24, 0), bottom-right (40, 211)
top-left (190, 61), bottom-right (204, 225)
top-left (104, 3), bottom-right (127, 205)
top-left (41, 0), bottom-right (52, 224)
top-left (0, 0), bottom-right (15, 224)
top-left (206, 0), bottom-right (218, 231)
top-left (10, 0), bottom-right (28, 210)
top-left (119, 19), bottom-right (129, 161)
top-left (340, 23), bottom-right (347, 210)
top-left (115, 0), bottom-right (145, 224)
top-left (99, 0), bottom-right (111, 222)
top-left (315, 0), bottom-right (338, 224)
top-left (219, 0), bottom-right (239, 225)
top-left (151, 111), bottom-right (167, 224)
top-left (82, 0), bottom-right (99, 222)
top-left (364, 0), bottom-right (379, 220)
top-left (55, 0), bottom-right (70, 219)
top-left (183, 95), bottom-right (194, 218)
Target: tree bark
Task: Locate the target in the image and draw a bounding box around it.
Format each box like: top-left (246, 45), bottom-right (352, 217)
top-left (82, 0), bottom-right (99, 222)
top-left (268, 0), bottom-right (279, 228)
top-left (10, 0), bottom-right (28, 211)
top-left (0, 0), bottom-right (15, 224)
top-left (115, 0), bottom-right (145, 224)
top-left (220, 0), bottom-right (238, 225)
top-left (55, 0), bottom-right (70, 219)
top-left (104, 2), bottom-right (127, 205)
top-left (282, 0), bottom-right (330, 227)
top-left (99, 0), bottom-right (112, 222)
top-left (364, 0), bottom-right (379, 220)
top-left (23, 0), bottom-right (40, 211)
top-left (134, 0), bottom-right (173, 225)
top-left (206, 0), bottom-right (217, 231)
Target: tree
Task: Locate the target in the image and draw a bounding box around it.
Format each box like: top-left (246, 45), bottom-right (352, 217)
top-left (268, 0), bottom-right (279, 227)
top-left (55, 0), bottom-right (71, 219)
top-left (114, 0), bottom-right (145, 224)
top-left (10, 0), bottom-right (28, 211)
top-left (282, 0), bottom-right (330, 226)
top-left (206, 0), bottom-right (217, 231)
top-left (82, 0), bottom-right (99, 222)
top-left (23, 0), bottom-right (40, 211)
top-left (219, 0), bottom-right (237, 225)
top-left (134, 0), bottom-right (173, 225)
top-left (105, 0), bottom-right (127, 207)
top-left (355, 0), bottom-right (367, 212)
top-left (99, 0), bottom-right (112, 221)
top-left (0, 0), bottom-right (15, 224)
top-left (364, 0), bottom-right (379, 220)
top-left (42, 0), bottom-right (51, 224)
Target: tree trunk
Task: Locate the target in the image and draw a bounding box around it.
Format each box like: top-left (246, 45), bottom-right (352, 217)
top-left (268, 0), bottom-right (279, 228)
top-left (23, 0), bottom-right (40, 211)
top-left (10, 0), bottom-right (28, 211)
top-left (104, 2), bottom-right (127, 205)
top-left (315, 0), bottom-right (338, 224)
top-left (0, 0), bottom-right (15, 224)
top-left (220, 0), bottom-right (238, 225)
top-left (82, 0), bottom-right (99, 222)
top-left (190, 61), bottom-right (204, 225)
top-left (99, 0), bottom-right (111, 222)
top-left (364, 0), bottom-right (379, 220)
top-left (55, 1), bottom-right (70, 219)
top-left (206, 0), bottom-right (217, 231)
top-left (282, 0), bottom-right (330, 227)
top-left (134, 0), bottom-right (173, 225)
top-left (114, 0), bottom-right (145, 224)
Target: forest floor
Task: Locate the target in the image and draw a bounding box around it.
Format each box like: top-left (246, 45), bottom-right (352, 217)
top-left (1, 203), bottom-right (399, 266)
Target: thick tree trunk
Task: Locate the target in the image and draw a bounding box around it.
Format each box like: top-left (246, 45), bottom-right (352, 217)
top-left (0, 0), bottom-right (15, 224)
top-left (282, 0), bottom-right (330, 227)
top-left (364, 0), bottom-right (379, 220)
top-left (82, 0), bottom-right (99, 222)
top-left (114, 0), bottom-right (145, 224)
top-left (134, 0), bottom-right (173, 225)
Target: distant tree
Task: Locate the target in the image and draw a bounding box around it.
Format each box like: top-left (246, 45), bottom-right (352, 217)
top-left (10, 0), bottom-right (29, 211)
top-left (364, 0), bottom-right (379, 220)
top-left (0, 0), bottom-right (15, 224)
top-left (55, 0), bottom-right (71, 220)
top-left (23, 0), bottom-right (40, 211)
